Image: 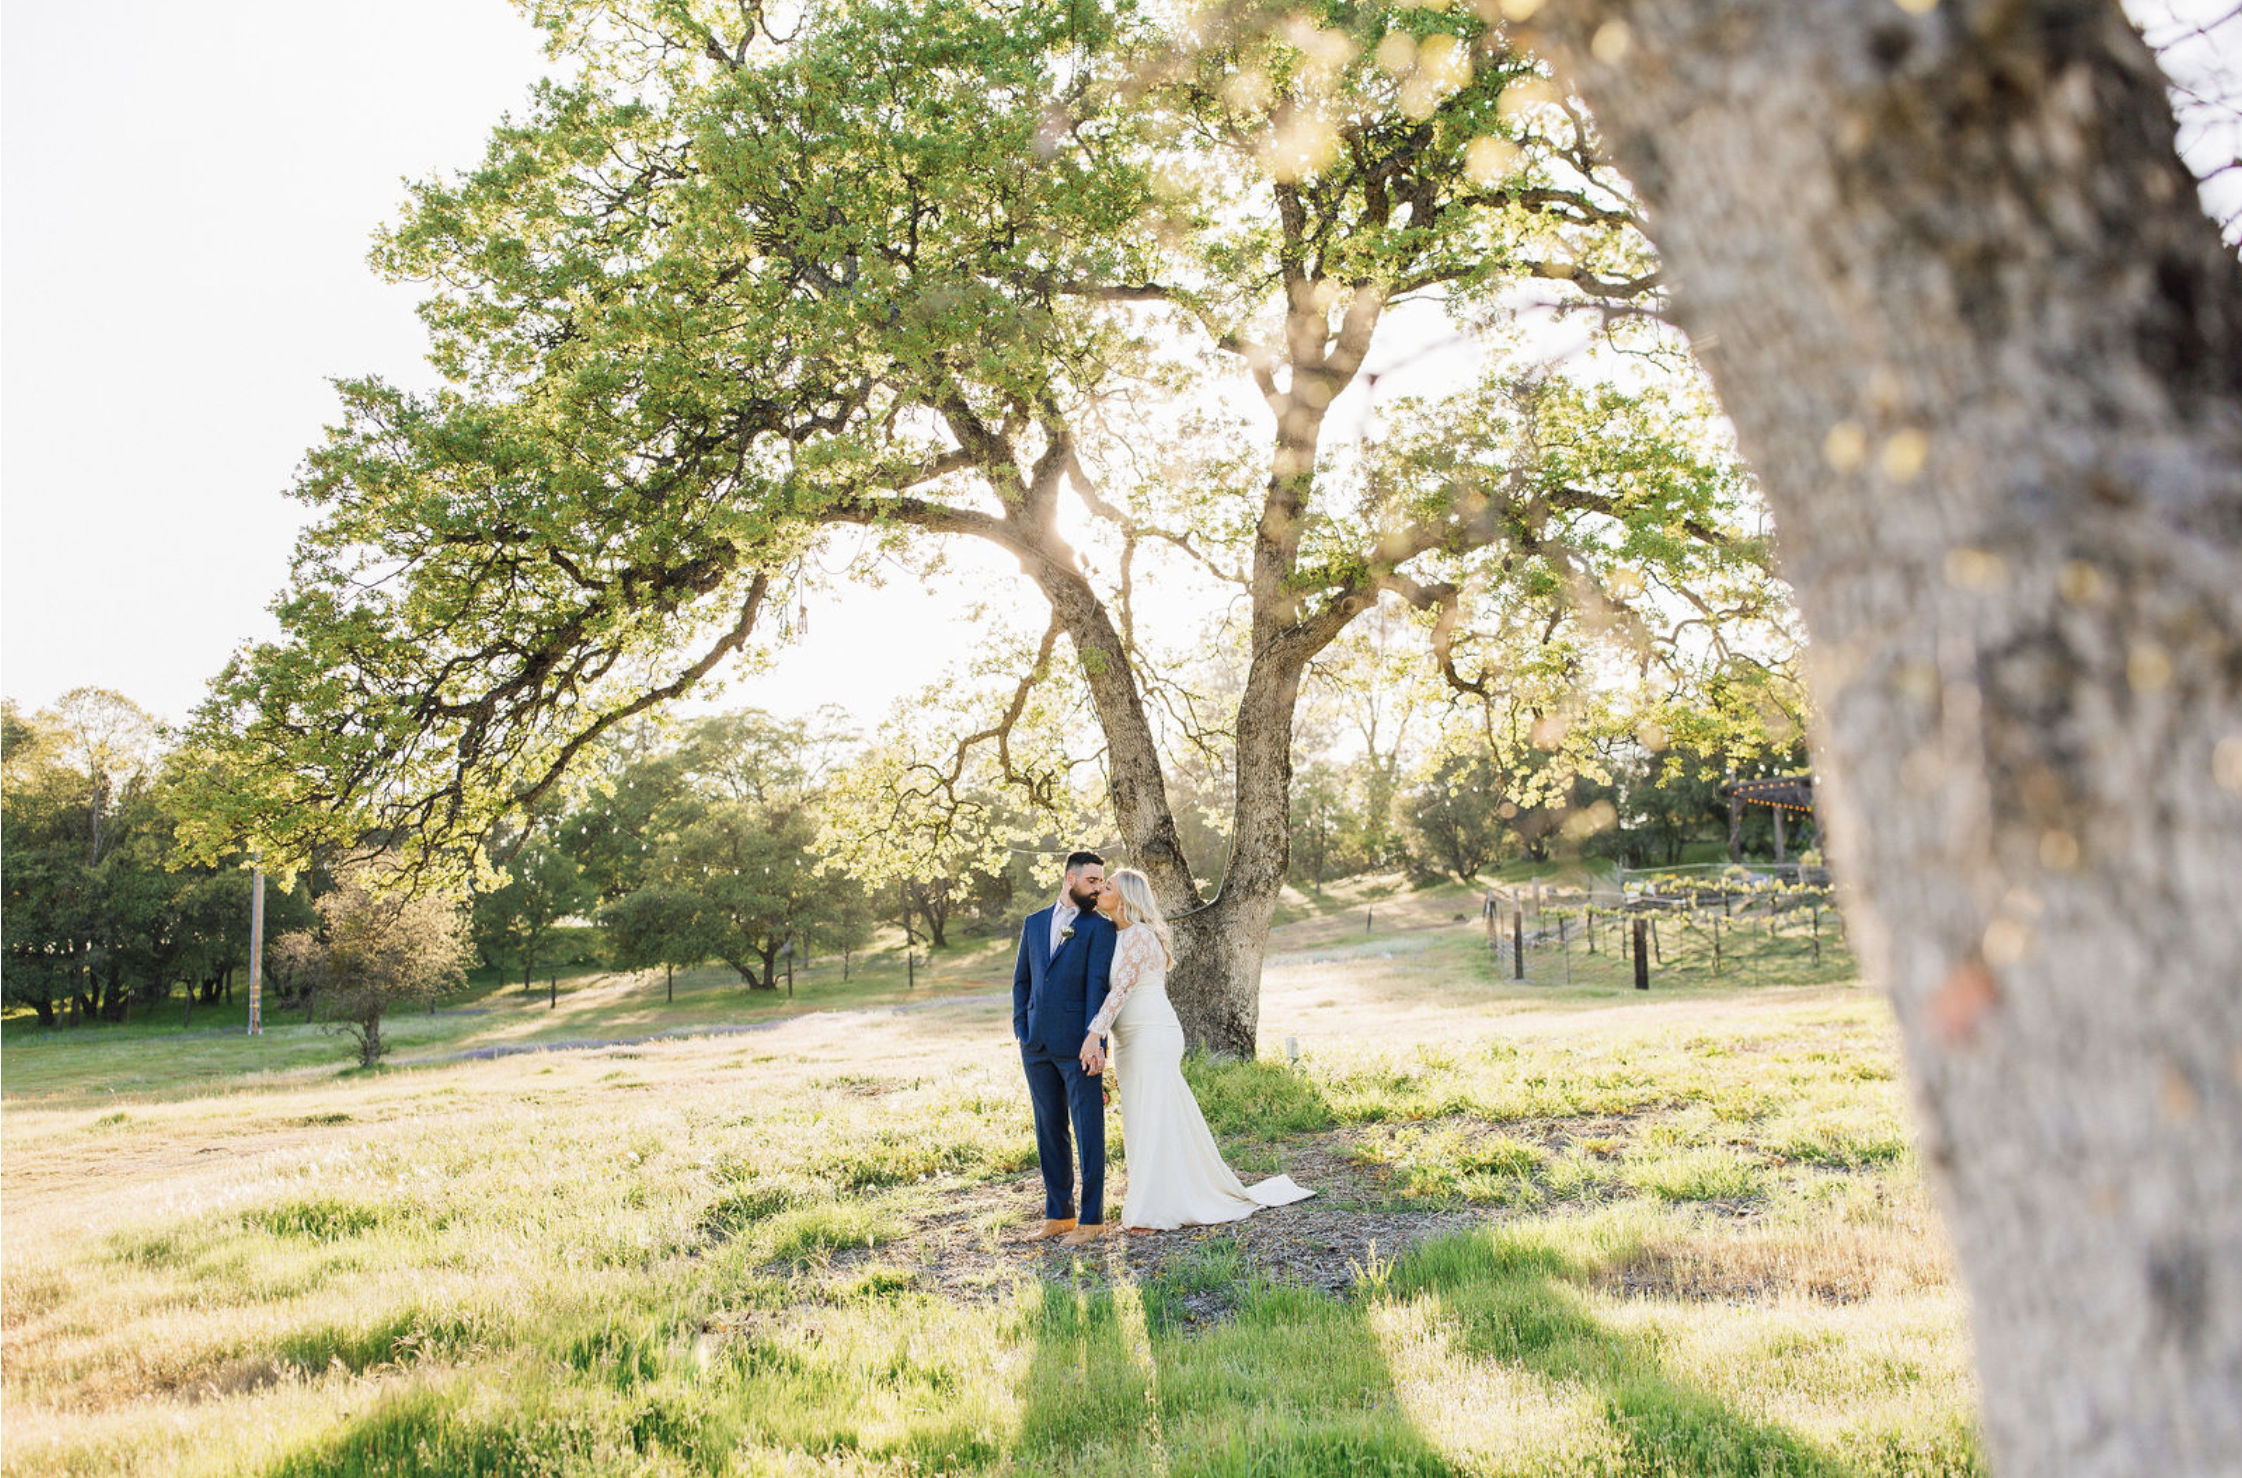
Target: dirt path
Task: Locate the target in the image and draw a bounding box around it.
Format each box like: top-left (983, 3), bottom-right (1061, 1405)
top-left (386, 992), bottom-right (1010, 1066)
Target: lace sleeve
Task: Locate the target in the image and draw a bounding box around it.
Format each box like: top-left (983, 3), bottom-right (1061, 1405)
top-left (1089, 927), bottom-right (1151, 1037)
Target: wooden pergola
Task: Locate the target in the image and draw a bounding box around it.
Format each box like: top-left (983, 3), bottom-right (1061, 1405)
top-left (1721, 774), bottom-right (1816, 863)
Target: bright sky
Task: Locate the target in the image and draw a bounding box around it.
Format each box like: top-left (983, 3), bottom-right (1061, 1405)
top-left (3, 1), bottom-right (2233, 733)
top-left (0, 0), bottom-right (1466, 734)
top-left (4, 1), bottom-right (534, 724)
top-left (0, 0), bottom-right (1036, 731)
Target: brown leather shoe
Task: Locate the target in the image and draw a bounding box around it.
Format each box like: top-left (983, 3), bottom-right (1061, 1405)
top-left (1023, 1217), bottom-right (1077, 1242)
top-left (1059, 1222), bottom-right (1110, 1248)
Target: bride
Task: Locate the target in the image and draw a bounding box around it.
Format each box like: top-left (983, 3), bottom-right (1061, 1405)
top-left (1079, 868), bottom-right (1314, 1232)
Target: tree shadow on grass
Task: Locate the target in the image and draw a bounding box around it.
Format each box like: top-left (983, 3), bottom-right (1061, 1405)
top-left (1017, 1239), bottom-right (1455, 1478)
top-left (1388, 1227), bottom-right (1862, 1477)
top-left (1016, 1218), bottom-right (1867, 1478)
top-left (254, 1221), bottom-right (1865, 1477)
top-left (1014, 1276), bottom-right (1159, 1465)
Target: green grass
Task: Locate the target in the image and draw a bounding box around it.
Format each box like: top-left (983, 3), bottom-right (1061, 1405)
top-left (1183, 1055), bottom-right (1337, 1139)
top-left (763, 1201), bottom-right (903, 1267)
top-left (1624, 1147), bottom-right (1764, 1203)
top-left (0, 878), bottom-right (1976, 1477)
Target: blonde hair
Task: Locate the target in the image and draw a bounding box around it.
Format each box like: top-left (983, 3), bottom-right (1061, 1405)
top-left (1106, 868), bottom-right (1176, 968)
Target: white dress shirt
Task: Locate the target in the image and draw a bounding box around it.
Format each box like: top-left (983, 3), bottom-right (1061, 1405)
top-left (1048, 894), bottom-right (1080, 957)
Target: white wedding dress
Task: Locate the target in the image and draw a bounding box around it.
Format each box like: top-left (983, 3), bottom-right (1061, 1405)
top-left (1091, 923), bottom-right (1315, 1230)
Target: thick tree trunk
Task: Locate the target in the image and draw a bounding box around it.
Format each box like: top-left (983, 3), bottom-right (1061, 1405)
top-left (1167, 889), bottom-right (1279, 1057)
top-left (1168, 653), bottom-right (1310, 1056)
top-left (1039, 555), bottom-right (1272, 1052)
top-left (1540, 3), bottom-right (2242, 1472)
top-left (1041, 567), bottom-right (1202, 909)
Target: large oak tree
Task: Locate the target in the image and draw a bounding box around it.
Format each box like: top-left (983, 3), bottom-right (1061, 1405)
top-left (185, 0), bottom-right (1786, 1054)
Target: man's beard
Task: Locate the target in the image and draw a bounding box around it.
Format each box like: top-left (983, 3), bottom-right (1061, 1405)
top-left (1068, 881), bottom-right (1100, 910)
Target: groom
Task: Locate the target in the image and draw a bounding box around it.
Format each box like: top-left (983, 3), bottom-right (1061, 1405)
top-left (1013, 850), bottom-right (1117, 1248)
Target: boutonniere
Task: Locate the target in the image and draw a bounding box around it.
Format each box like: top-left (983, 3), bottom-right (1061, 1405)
top-left (1061, 926), bottom-right (1076, 941)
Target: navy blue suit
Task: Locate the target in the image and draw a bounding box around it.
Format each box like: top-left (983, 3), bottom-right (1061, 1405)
top-left (1014, 905), bottom-right (1116, 1224)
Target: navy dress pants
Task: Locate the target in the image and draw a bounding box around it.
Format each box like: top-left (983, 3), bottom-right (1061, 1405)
top-left (1020, 1040), bottom-right (1105, 1224)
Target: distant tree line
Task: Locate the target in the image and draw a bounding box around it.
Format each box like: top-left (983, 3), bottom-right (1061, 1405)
top-left (3, 691), bottom-right (314, 1027)
top-left (4, 684), bottom-right (1810, 1033)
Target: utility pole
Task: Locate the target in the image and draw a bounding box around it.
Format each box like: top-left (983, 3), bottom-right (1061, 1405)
top-left (247, 855), bottom-right (265, 1036)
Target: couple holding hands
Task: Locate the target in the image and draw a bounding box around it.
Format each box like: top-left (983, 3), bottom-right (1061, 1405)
top-left (1012, 851), bottom-right (1313, 1247)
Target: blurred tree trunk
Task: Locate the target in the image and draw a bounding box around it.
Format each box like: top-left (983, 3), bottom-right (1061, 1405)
top-left (352, 1012), bottom-right (383, 1069)
top-left (1539, 1), bottom-right (2241, 1471)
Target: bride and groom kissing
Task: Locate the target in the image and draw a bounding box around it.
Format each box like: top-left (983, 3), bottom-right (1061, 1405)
top-left (1013, 851), bottom-right (1313, 1247)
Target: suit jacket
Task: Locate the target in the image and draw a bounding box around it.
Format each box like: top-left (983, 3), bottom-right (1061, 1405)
top-left (1013, 905), bottom-right (1116, 1052)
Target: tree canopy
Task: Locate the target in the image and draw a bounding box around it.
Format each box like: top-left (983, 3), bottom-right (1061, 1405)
top-left (184, 0), bottom-right (1801, 1049)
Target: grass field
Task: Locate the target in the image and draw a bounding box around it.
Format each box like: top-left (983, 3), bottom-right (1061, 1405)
top-left (1, 876), bottom-right (1982, 1476)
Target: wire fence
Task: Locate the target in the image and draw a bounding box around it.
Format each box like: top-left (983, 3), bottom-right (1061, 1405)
top-left (1474, 867), bottom-right (1853, 990)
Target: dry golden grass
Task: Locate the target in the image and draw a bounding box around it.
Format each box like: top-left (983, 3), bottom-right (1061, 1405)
top-left (0, 878), bottom-right (1982, 1477)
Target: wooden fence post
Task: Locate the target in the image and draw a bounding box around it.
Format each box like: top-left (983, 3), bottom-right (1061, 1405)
top-left (1512, 908), bottom-right (1525, 981)
top-left (1633, 919), bottom-right (1650, 991)
top-left (247, 859), bottom-right (265, 1038)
